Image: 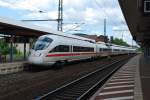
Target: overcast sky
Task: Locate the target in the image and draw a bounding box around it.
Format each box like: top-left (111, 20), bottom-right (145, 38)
top-left (0, 0), bottom-right (137, 45)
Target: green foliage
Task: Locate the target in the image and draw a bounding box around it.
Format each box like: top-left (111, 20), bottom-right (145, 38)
top-left (16, 50), bottom-right (23, 56)
top-left (138, 47), bottom-right (143, 52)
top-left (0, 39), bottom-right (9, 55)
top-left (0, 39), bottom-right (18, 55)
top-left (112, 38), bottom-right (129, 46)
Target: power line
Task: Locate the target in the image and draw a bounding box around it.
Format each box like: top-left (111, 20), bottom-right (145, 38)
top-left (94, 0), bottom-right (107, 18)
top-left (64, 23), bottom-right (85, 33)
top-left (94, 0), bottom-right (123, 27)
top-left (21, 19), bottom-right (58, 21)
top-left (21, 0), bottom-right (63, 32)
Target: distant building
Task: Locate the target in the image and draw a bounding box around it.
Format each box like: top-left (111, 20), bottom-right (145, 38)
top-left (74, 33), bottom-right (109, 42)
top-left (5, 37), bottom-right (31, 54)
top-left (110, 36), bottom-right (114, 43)
top-left (15, 43), bottom-right (30, 54)
top-left (97, 35), bottom-right (108, 42)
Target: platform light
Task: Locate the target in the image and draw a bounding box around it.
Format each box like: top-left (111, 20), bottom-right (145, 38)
top-left (144, 1), bottom-right (150, 13)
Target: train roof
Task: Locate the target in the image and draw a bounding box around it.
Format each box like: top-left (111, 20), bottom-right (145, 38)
top-left (0, 16), bottom-right (95, 42)
top-left (96, 41), bottom-right (105, 44)
top-left (97, 42), bottom-right (137, 50)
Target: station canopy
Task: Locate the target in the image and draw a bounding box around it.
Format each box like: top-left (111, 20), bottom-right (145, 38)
top-left (0, 16), bottom-right (95, 42)
top-left (119, 0), bottom-right (150, 46)
top-left (0, 17), bottom-right (51, 37)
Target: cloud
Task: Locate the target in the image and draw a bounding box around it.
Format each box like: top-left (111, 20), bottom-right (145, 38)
top-left (112, 25), bottom-right (128, 31)
top-left (84, 8), bottom-right (100, 24)
top-left (63, 0), bottom-right (87, 9)
top-left (0, 0), bottom-right (135, 45)
top-left (25, 10), bottom-right (58, 20)
top-left (0, 0), bottom-right (125, 26)
top-left (112, 27), bottom-right (134, 45)
top-left (0, 0), bottom-right (56, 12)
top-left (63, 24), bottom-right (82, 33)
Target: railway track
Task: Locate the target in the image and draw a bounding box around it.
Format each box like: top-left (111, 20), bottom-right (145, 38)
top-left (36, 56), bottom-right (132, 100)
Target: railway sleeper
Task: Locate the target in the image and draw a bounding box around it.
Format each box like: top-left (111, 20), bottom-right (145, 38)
top-left (62, 87), bottom-right (86, 91)
top-left (77, 80), bottom-right (97, 86)
top-left (59, 90), bottom-right (84, 95)
top-left (58, 93), bottom-right (81, 97)
top-left (52, 94), bottom-right (77, 100)
top-left (65, 86), bottom-right (91, 92)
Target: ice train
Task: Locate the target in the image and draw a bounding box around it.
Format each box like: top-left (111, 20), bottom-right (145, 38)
top-left (28, 34), bottom-right (136, 66)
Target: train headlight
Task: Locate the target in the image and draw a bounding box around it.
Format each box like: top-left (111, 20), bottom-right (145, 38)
top-left (38, 53), bottom-right (42, 56)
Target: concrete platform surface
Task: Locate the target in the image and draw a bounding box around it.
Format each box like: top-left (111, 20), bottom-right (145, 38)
top-left (90, 55), bottom-right (144, 100)
top-left (140, 55), bottom-right (150, 100)
top-left (0, 61), bottom-right (26, 75)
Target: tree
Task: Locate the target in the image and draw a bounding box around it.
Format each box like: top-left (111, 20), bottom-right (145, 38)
top-left (111, 38), bottom-right (129, 46)
top-left (0, 39), bottom-right (9, 55)
top-left (0, 39), bottom-right (17, 55)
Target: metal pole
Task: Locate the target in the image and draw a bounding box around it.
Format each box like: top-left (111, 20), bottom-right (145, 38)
top-left (104, 18), bottom-right (106, 42)
top-left (58, 0), bottom-right (63, 31)
top-left (122, 32), bottom-right (123, 40)
top-left (132, 38), bottom-right (133, 48)
top-left (10, 34), bottom-right (13, 62)
top-left (57, 0), bottom-right (60, 31)
top-left (61, 0), bottom-right (63, 31)
top-left (24, 38), bottom-right (26, 60)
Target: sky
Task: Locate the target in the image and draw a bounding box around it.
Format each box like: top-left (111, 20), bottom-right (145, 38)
top-left (0, 0), bottom-right (137, 46)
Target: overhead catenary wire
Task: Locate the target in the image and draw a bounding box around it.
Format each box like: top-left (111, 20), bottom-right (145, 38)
top-left (94, 0), bottom-right (126, 27)
top-left (94, 0), bottom-right (117, 27)
top-left (64, 23), bottom-right (85, 33)
top-left (94, 0), bottom-right (132, 41)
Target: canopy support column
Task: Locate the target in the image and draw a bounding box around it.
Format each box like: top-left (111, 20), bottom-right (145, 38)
top-left (10, 34), bottom-right (13, 62)
top-left (24, 38), bottom-right (26, 60)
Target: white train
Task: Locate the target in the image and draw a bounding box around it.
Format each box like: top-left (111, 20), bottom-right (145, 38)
top-left (28, 34), bottom-right (136, 66)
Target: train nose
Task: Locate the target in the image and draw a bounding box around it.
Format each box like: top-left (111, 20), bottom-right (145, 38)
top-left (28, 56), bottom-right (43, 65)
top-left (28, 51), bottom-right (44, 65)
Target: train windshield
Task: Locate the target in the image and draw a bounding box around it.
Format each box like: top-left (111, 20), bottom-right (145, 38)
top-left (33, 37), bottom-right (53, 50)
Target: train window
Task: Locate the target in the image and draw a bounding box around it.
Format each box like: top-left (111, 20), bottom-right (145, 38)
top-left (103, 48), bottom-right (109, 51)
top-left (99, 48), bottom-right (103, 52)
top-left (73, 46), bottom-right (94, 52)
top-left (50, 45), bottom-right (70, 52)
top-left (59, 45), bottom-right (70, 52)
top-left (33, 37), bottom-right (53, 50)
top-left (103, 48), bottom-right (106, 51)
top-left (108, 49), bottom-right (111, 51)
top-left (114, 49), bottom-right (120, 52)
top-left (39, 37), bottom-right (53, 43)
top-left (99, 48), bottom-right (111, 52)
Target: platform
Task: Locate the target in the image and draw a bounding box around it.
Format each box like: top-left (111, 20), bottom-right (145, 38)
top-left (90, 54), bottom-right (149, 100)
top-left (0, 61), bottom-right (26, 75)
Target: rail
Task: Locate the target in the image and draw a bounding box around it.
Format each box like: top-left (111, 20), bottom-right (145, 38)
top-left (35, 56), bottom-right (132, 100)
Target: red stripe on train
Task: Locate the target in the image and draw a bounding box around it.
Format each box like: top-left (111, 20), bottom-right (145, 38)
top-left (46, 53), bottom-right (96, 57)
top-left (46, 53), bottom-right (80, 57)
